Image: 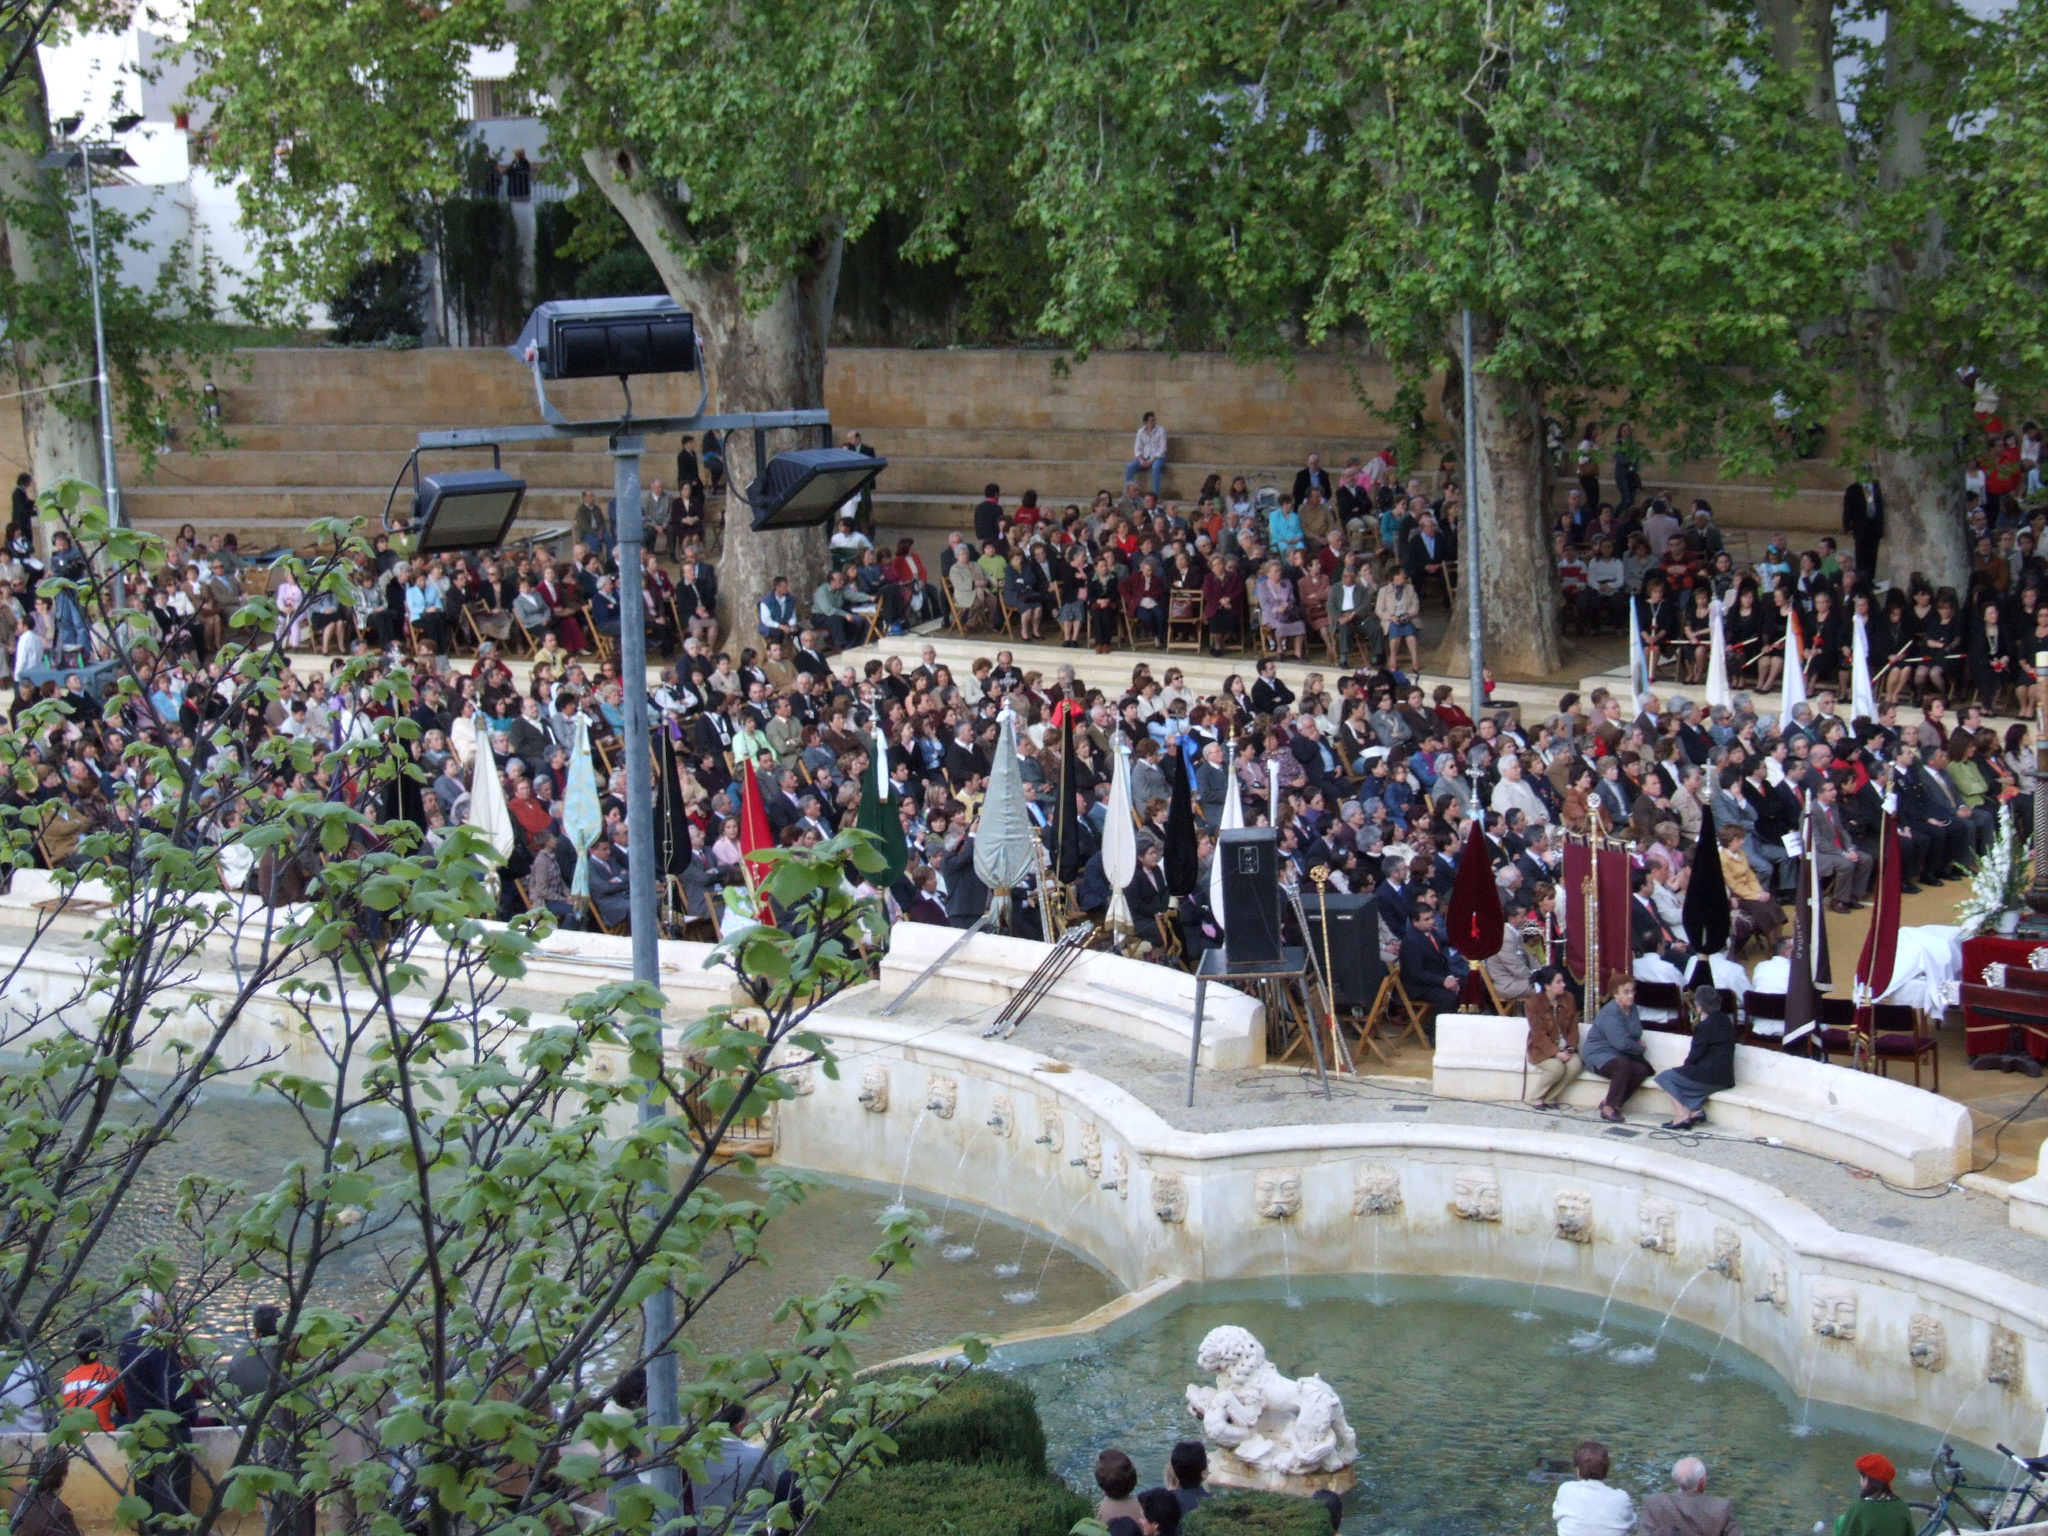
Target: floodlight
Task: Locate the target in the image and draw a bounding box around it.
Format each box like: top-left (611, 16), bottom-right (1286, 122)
top-left (55, 114), bottom-right (81, 137)
top-left (411, 469), bottom-right (527, 553)
top-left (111, 113), bottom-right (144, 133)
top-left (746, 448), bottom-right (889, 532)
top-left (509, 297), bottom-right (696, 382)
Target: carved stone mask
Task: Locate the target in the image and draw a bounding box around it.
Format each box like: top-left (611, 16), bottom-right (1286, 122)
top-left (857, 1065), bottom-right (889, 1113)
top-left (1254, 1167), bottom-right (1303, 1220)
top-left (1153, 1172), bottom-right (1188, 1224)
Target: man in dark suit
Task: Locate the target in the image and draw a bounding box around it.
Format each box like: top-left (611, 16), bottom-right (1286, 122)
top-left (1897, 747), bottom-right (1971, 885)
top-left (1249, 659), bottom-right (1295, 716)
top-left (1194, 740), bottom-right (1231, 826)
top-left (1376, 856), bottom-right (1414, 947)
top-left (944, 724), bottom-right (990, 787)
top-left (1629, 866), bottom-right (1690, 966)
top-left (1398, 905), bottom-right (1465, 1041)
top-left (973, 484), bottom-right (1004, 547)
top-left (1289, 717), bottom-right (1341, 794)
top-left (1292, 453), bottom-right (1332, 508)
top-left (1842, 476), bottom-right (1884, 584)
top-left (940, 833), bottom-right (988, 927)
top-left (587, 837), bottom-right (631, 928)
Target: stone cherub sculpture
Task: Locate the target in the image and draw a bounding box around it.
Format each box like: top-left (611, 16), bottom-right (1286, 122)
top-left (1184, 1326), bottom-right (1358, 1490)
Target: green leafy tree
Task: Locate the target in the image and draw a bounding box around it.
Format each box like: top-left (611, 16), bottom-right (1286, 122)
top-left (984, 0), bottom-right (1845, 674)
top-left (1760, 0), bottom-right (2045, 589)
top-left (183, 0), bottom-right (1014, 632)
top-left (0, 487), bottom-right (967, 1536)
top-left (0, 19), bottom-right (231, 503)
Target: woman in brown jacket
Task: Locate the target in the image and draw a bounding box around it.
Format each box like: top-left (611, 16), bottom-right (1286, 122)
top-left (1524, 967), bottom-right (1584, 1108)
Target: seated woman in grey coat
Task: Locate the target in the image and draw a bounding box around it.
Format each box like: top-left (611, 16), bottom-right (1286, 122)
top-left (1654, 984), bottom-right (1738, 1131)
top-left (1581, 974), bottom-right (1656, 1124)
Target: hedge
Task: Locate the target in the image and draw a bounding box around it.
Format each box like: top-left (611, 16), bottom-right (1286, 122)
top-left (1185, 1490), bottom-right (1340, 1536)
top-left (887, 1370), bottom-right (1048, 1475)
top-left (811, 1461), bottom-right (1091, 1536)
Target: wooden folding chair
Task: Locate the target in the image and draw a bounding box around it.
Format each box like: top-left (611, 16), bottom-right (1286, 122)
top-left (1166, 590), bottom-right (1204, 651)
top-left (1370, 974), bottom-right (1433, 1050)
top-left (1476, 967), bottom-right (1521, 1017)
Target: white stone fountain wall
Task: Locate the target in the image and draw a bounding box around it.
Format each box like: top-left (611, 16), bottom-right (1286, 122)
top-left (777, 1005), bottom-right (2048, 1459)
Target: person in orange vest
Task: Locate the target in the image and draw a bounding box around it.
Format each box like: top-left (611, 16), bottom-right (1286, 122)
top-left (58, 1328), bottom-right (124, 1432)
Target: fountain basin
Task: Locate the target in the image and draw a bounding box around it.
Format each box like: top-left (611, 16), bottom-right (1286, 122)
top-left (993, 1277), bottom-right (2011, 1535)
top-left (777, 1006), bottom-right (2048, 1461)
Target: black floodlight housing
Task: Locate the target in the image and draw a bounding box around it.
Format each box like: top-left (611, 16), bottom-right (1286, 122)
top-left (510, 297), bottom-right (697, 382)
top-left (412, 469), bottom-right (527, 553)
top-left (747, 447), bottom-right (889, 532)
top-left (111, 113), bottom-right (144, 133)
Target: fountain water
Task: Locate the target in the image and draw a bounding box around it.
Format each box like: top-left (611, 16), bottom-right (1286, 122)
top-left (884, 1108), bottom-right (931, 1215)
top-left (1369, 1221), bottom-right (1385, 1306)
top-left (999, 1163), bottom-right (1063, 1277)
top-left (1512, 1241), bottom-right (1552, 1322)
top-left (1611, 1265), bottom-right (1709, 1365)
top-left (1569, 1251), bottom-right (1635, 1350)
top-left (1013, 1185), bottom-right (1096, 1306)
top-left (1279, 1222), bottom-right (1301, 1309)
top-left (1689, 1308), bottom-right (1737, 1382)
top-left (1791, 1332), bottom-right (1823, 1437)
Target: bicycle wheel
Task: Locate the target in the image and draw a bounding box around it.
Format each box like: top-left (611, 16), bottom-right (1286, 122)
top-left (1912, 1501), bottom-right (1961, 1535)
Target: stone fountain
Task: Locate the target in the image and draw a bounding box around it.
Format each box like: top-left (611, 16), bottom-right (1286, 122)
top-left (1184, 1324), bottom-right (1359, 1495)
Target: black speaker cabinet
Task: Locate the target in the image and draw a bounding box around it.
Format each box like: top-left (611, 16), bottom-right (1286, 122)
top-left (1299, 890), bottom-right (1380, 1010)
top-left (1220, 827), bottom-right (1282, 966)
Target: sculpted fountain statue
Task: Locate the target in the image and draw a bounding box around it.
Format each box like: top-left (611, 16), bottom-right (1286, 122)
top-left (1184, 1325), bottom-right (1359, 1494)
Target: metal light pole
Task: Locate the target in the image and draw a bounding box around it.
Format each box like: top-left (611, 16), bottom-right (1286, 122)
top-left (39, 131), bottom-right (135, 530)
top-left (609, 434), bottom-right (681, 1497)
top-left (80, 158), bottom-right (120, 530)
top-left (1461, 308), bottom-right (1484, 720)
top-left (418, 387), bottom-right (857, 1519)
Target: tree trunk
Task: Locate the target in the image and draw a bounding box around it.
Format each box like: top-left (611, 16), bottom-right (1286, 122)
top-left (1439, 324), bottom-right (1563, 679)
top-left (0, 32), bottom-right (100, 507)
top-left (1871, 346), bottom-right (1965, 592)
top-left (1761, 0), bottom-right (1965, 592)
top-left (582, 147), bottom-right (841, 645)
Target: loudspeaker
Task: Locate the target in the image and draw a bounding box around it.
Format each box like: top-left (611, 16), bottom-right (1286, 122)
top-left (1299, 891), bottom-right (1380, 1011)
top-left (1220, 827), bottom-right (1282, 966)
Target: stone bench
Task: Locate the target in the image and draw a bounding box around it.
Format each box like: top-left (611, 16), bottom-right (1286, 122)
top-left (2010, 1141), bottom-right (2048, 1241)
top-left (1433, 1014), bottom-right (1973, 1188)
top-left (877, 921), bottom-right (1265, 1070)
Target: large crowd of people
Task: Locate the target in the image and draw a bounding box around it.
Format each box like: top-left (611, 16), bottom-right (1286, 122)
top-left (0, 415), bottom-right (2024, 1084)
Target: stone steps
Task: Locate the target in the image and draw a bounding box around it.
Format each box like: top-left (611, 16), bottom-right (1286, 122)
top-left (128, 448), bottom-right (621, 491)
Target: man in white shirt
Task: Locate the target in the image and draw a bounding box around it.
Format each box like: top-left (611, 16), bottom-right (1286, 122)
top-left (1553, 1440), bottom-right (1636, 1536)
top-left (1126, 411), bottom-right (1167, 496)
top-left (1747, 936), bottom-right (1793, 1036)
top-left (12, 620), bottom-right (42, 680)
top-left (1489, 754), bottom-right (1551, 827)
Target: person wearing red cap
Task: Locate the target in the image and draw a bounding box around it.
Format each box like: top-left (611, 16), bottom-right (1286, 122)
top-left (1830, 1453), bottom-right (1913, 1536)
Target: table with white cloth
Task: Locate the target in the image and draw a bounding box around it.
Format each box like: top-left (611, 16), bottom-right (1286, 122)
top-left (1881, 924), bottom-right (1961, 1020)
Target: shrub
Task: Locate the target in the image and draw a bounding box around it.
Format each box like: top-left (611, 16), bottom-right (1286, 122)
top-left (1185, 1490), bottom-right (1340, 1536)
top-left (811, 1461), bottom-right (1089, 1536)
top-left (889, 1370), bottom-right (1048, 1474)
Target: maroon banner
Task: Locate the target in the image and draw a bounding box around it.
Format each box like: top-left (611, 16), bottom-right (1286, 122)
top-left (1562, 839), bottom-right (1591, 982)
top-left (1597, 845), bottom-right (1633, 993)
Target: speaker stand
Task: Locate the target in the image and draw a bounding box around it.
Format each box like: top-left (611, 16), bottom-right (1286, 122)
top-left (1187, 946), bottom-right (1328, 1107)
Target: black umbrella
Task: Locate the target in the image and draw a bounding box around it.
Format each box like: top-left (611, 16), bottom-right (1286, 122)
top-left (653, 728), bottom-right (694, 879)
top-left (1054, 720), bottom-right (1083, 884)
top-left (1680, 802), bottom-right (1730, 957)
top-left (1163, 744), bottom-right (1200, 898)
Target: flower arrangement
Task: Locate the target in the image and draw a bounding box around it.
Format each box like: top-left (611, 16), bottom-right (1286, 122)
top-left (1957, 800), bottom-right (2030, 938)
